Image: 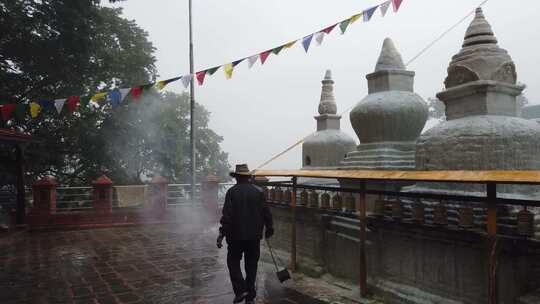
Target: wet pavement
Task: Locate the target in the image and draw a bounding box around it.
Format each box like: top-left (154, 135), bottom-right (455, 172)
top-left (0, 223), bottom-right (341, 304)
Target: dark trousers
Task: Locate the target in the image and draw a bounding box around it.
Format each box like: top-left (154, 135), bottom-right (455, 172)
top-left (226, 240), bottom-right (260, 300)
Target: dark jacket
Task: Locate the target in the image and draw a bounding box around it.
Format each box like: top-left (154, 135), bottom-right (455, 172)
top-left (219, 182), bottom-right (273, 240)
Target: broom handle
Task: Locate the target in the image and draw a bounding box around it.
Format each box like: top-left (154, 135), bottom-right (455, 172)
top-left (265, 239), bottom-right (280, 273)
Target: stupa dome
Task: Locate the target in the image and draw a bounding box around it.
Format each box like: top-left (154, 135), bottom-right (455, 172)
top-left (342, 38), bottom-right (428, 169)
top-left (302, 70), bottom-right (356, 169)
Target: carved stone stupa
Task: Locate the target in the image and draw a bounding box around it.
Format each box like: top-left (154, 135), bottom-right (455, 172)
top-left (416, 8), bottom-right (540, 193)
top-left (341, 38), bottom-right (428, 169)
top-left (302, 70), bottom-right (356, 169)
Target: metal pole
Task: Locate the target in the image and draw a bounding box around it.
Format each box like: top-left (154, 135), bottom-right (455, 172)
top-left (188, 0), bottom-right (196, 200)
top-left (487, 183), bottom-right (498, 304)
top-left (15, 145), bottom-right (25, 225)
top-left (358, 181), bottom-right (367, 297)
top-left (290, 177), bottom-right (297, 271)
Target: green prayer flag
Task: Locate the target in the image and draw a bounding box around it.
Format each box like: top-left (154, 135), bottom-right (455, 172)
top-left (15, 103), bottom-right (27, 121)
top-left (80, 96), bottom-right (91, 107)
top-left (207, 66), bottom-right (220, 75)
top-left (339, 19), bottom-right (351, 34)
top-left (272, 45), bottom-right (284, 55)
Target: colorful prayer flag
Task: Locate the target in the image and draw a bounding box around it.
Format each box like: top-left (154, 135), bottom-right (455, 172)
top-left (38, 99), bottom-right (52, 109)
top-left (302, 34), bottom-right (313, 53)
top-left (392, 0), bottom-right (403, 12)
top-left (66, 96), bottom-right (80, 112)
top-left (181, 74), bottom-right (193, 88)
top-left (350, 13), bottom-right (363, 24)
top-left (380, 1), bottom-right (391, 16)
top-left (260, 50), bottom-right (271, 65)
top-left (339, 19), bottom-right (351, 34)
top-left (232, 59), bottom-right (245, 67)
top-left (119, 88), bottom-right (130, 104)
top-left (91, 92), bottom-right (107, 102)
top-left (156, 76), bottom-right (182, 90)
top-left (315, 32), bottom-right (325, 45)
top-left (223, 63), bottom-right (234, 79)
top-left (80, 96), bottom-right (91, 107)
top-left (322, 24), bottom-right (337, 34)
top-left (196, 70), bottom-right (206, 85)
top-left (108, 89), bottom-right (122, 108)
top-left (1, 104), bottom-right (16, 121)
top-left (206, 66), bottom-right (220, 75)
top-left (14, 103), bottom-right (26, 120)
top-left (283, 40), bottom-right (297, 49)
top-left (130, 86), bottom-right (143, 100)
top-left (247, 55), bottom-right (259, 68)
top-left (272, 45), bottom-right (284, 55)
top-left (30, 102), bottom-right (41, 118)
top-left (364, 6), bottom-right (379, 22)
top-left (54, 99), bottom-right (65, 114)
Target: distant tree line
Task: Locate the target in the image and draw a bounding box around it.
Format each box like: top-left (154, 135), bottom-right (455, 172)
top-left (0, 0), bottom-right (230, 185)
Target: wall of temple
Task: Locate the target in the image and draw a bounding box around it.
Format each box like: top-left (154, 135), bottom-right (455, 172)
top-left (267, 204), bottom-right (540, 304)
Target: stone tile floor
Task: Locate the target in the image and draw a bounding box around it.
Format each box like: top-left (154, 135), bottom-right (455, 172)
top-left (0, 224), bottom-right (369, 304)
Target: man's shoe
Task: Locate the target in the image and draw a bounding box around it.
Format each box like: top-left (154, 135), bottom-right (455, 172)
top-left (233, 292), bottom-right (248, 303)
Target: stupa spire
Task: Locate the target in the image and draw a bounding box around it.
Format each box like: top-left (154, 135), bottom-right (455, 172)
top-left (463, 7), bottom-right (497, 47)
top-left (375, 38), bottom-right (405, 72)
top-left (318, 69), bottom-right (337, 115)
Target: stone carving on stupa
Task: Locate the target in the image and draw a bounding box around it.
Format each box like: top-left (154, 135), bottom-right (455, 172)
top-left (341, 38), bottom-right (428, 169)
top-left (302, 70), bottom-right (356, 169)
top-left (415, 8), bottom-right (540, 195)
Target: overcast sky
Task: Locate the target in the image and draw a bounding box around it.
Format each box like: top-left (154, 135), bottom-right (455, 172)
top-left (107, 0), bottom-right (540, 171)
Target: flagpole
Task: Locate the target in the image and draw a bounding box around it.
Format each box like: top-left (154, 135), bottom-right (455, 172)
top-left (188, 0), bottom-right (196, 201)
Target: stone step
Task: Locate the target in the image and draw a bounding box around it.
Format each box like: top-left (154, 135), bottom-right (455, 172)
top-left (348, 149), bottom-right (416, 156)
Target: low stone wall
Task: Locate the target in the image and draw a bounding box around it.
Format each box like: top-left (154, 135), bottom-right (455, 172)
top-left (268, 203), bottom-right (540, 304)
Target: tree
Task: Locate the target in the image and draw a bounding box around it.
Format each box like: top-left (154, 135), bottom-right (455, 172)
top-left (1, 1), bottom-right (230, 185)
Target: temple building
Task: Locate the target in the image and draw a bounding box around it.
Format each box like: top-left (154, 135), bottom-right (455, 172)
top-left (415, 8), bottom-right (540, 195)
top-left (341, 38), bottom-right (428, 169)
top-left (302, 70), bottom-right (356, 169)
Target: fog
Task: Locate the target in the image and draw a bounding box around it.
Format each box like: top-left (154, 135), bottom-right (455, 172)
top-left (107, 0), bottom-right (540, 171)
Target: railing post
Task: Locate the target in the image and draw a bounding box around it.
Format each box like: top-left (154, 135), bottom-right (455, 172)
top-left (31, 176), bottom-right (57, 216)
top-left (290, 176), bottom-right (297, 271)
top-left (486, 183), bottom-right (497, 304)
top-left (150, 176), bottom-right (168, 218)
top-left (201, 174), bottom-right (220, 222)
top-left (92, 175), bottom-right (113, 214)
top-left (358, 181), bottom-right (368, 297)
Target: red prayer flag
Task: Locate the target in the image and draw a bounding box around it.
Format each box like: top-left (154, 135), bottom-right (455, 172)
top-left (196, 71), bottom-right (206, 86)
top-left (260, 50), bottom-right (271, 65)
top-left (392, 0), bottom-right (403, 12)
top-left (322, 24), bottom-right (337, 34)
top-left (66, 96), bottom-right (80, 112)
top-left (1, 104), bottom-right (16, 121)
top-left (130, 86), bottom-right (143, 101)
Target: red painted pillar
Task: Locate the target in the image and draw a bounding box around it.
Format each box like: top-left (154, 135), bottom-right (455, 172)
top-left (201, 174), bottom-right (220, 221)
top-left (92, 175), bottom-right (113, 214)
top-left (150, 175), bottom-right (168, 218)
top-left (31, 176), bottom-right (57, 215)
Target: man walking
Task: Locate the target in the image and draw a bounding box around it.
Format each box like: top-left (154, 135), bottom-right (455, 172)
top-left (217, 164), bottom-right (274, 304)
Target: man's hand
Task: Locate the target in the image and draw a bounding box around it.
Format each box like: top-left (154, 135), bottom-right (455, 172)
top-left (216, 233), bottom-right (224, 249)
top-left (265, 227), bottom-right (274, 239)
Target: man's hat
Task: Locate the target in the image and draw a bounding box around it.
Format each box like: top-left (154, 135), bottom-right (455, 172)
top-left (230, 164), bottom-right (251, 177)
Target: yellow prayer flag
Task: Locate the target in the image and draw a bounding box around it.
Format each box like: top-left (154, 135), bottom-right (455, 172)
top-left (283, 40), bottom-right (297, 49)
top-left (350, 13), bottom-right (363, 24)
top-left (30, 102), bottom-right (41, 118)
top-left (155, 81), bottom-right (166, 90)
top-left (223, 63), bottom-right (234, 80)
top-left (91, 92), bottom-right (107, 102)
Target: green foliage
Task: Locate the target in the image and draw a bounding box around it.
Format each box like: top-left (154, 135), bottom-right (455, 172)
top-left (0, 1), bottom-right (230, 185)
